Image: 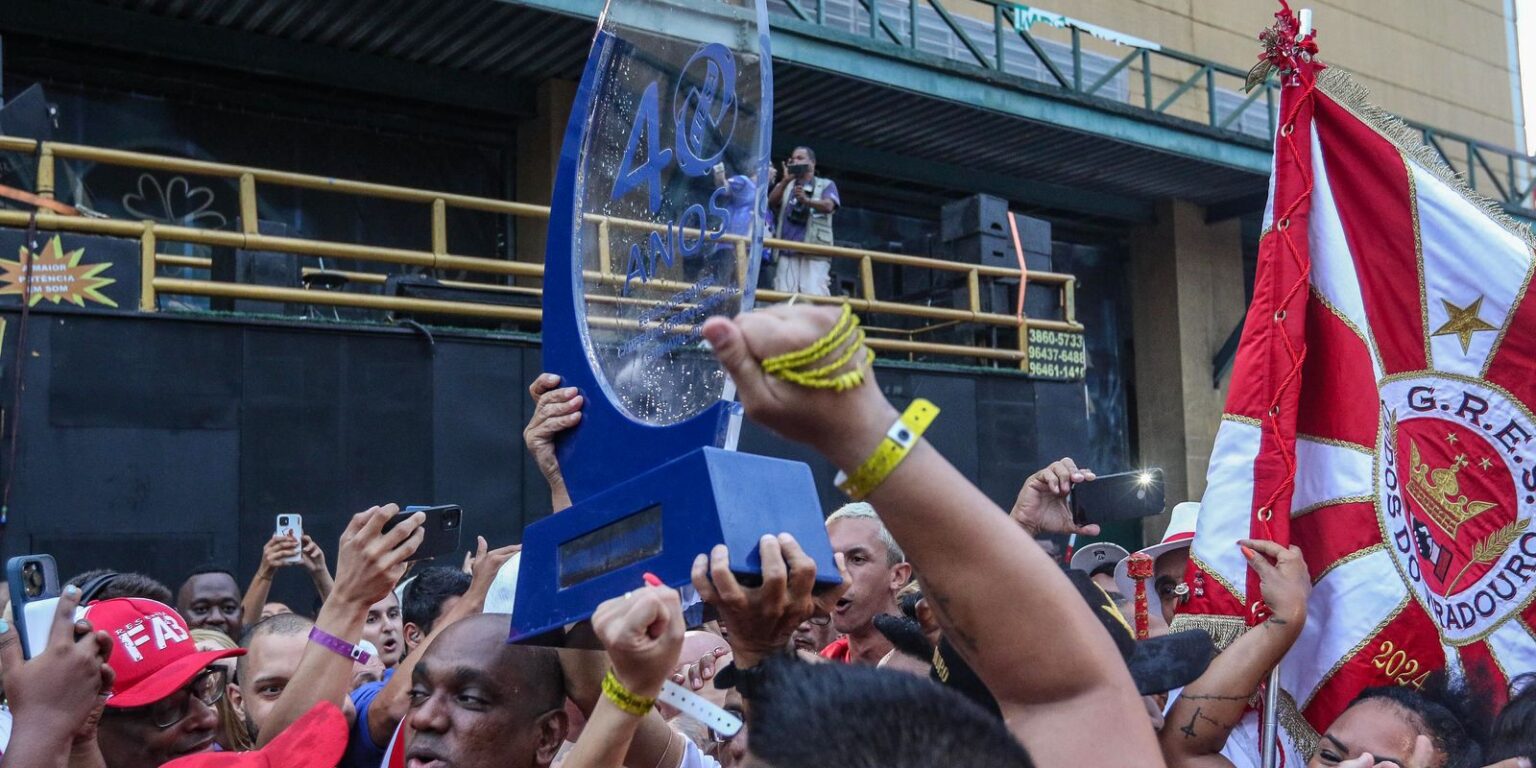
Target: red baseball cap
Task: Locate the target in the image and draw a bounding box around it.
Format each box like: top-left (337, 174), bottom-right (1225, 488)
top-left (163, 701), bottom-right (348, 768)
top-left (81, 598), bottom-right (245, 709)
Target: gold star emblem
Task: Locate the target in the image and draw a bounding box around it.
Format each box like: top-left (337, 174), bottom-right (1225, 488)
top-left (1479, 457), bottom-right (1493, 470)
top-left (1431, 296), bottom-right (1498, 354)
top-left (1446, 432), bottom-right (1459, 445)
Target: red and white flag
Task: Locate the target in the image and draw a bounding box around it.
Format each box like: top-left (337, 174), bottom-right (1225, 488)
top-left (1179, 10), bottom-right (1536, 763)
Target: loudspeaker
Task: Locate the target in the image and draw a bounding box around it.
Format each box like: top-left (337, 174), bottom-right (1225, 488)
top-left (211, 218), bottom-right (299, 315)
top-left (941, 194), bottom-right (1010, 241)
top-left (950, 233), bottom-right (1011, 267)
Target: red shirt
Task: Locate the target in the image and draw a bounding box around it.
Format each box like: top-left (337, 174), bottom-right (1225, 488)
top-left (819, 636), bottom-right (852, 663)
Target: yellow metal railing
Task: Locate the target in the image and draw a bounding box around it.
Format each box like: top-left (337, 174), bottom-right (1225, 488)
top-left (0, 136), bottom-right (1083, 367)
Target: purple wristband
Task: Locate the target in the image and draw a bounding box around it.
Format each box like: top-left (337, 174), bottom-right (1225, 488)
top-left (308, 626), bottom-right (371, 664)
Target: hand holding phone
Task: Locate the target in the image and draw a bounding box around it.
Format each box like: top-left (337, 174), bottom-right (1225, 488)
top-left (389, 505), bottom-right (464, 563)
top-left (274, 514), bottom-right (304, 565)
top-left (7, 555), bottom-right (62, 660)
top-left (1011, 458), bottom-right (1100, 537)
top-left (1070, 469), bottom-right (1166, 528)
top-left (0, 581), bottom-right (114, 744)
top-left (330, 505), bottom-right (425, 607)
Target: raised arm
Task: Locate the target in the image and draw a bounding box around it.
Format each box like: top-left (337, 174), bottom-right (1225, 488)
top-left (300, 534), bottom-right (335, 602)
top-left (701, 305), bottom-right (1159, 765)
top-left (256, 504), bottom-right (423, 747)
top-left (1160, 539), bottom-right (1310, 768)
top-left (241, 533), bottom-right (300, 623)
top-left (562, 583), bottom-right (686, 768)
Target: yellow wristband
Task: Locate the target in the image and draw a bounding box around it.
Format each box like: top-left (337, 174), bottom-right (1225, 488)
top-left (834, 398), bottom-right (940, 499)
top-left (601, 669), bottom-right (656, 717)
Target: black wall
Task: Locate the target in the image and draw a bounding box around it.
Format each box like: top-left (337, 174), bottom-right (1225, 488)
top-left (0, 308), bottom-right (1088, 610)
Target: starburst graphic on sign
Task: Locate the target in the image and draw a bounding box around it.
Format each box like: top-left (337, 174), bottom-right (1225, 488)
top-left (0, 236), bottom-right (117, 308)
top-left (1431, 296), bottom-right (1497, 354)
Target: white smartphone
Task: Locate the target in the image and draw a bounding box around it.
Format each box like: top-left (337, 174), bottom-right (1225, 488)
top-left (275, 514), bottom-right (304, 564)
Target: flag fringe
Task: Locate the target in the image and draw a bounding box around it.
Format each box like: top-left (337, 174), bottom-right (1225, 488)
top-left (1314, 66), bottom-right (1536, 250)
top-left (1170, 613), bottom-right (1247, 650)
top-left (1275, 685), bottom-right (1320, 758)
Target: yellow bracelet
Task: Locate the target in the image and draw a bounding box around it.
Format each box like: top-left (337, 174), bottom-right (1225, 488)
top-left (774, 345), bottom-right (875, 391)
top-left (601, 669), bottom-right (656, 717)
top-left (762, 304), bottom-right (856, 373)
top-left (834, 399), bottom-right (940, 499)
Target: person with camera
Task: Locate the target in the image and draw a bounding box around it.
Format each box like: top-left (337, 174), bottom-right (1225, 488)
top-left (766, 147), bottom-right (839, 297)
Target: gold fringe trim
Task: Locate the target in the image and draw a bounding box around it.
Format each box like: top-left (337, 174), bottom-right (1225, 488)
top-left (1314, 66), bottom-right (1536, 250)
top-left (1276, 686), bottom-right (1321, 758)
top-left (1170, 613), bottom-right (1248, 652)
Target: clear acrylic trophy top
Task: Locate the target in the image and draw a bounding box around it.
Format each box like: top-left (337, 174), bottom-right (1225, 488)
top-left (565, 0), bottom-right (770, 429)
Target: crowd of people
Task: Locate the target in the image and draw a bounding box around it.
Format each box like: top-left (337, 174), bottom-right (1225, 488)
top-left (0, 304), bottom-right (1534, 768)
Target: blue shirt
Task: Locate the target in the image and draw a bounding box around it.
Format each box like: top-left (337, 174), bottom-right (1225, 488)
top-left (341, 668), bottom-right (393, 768)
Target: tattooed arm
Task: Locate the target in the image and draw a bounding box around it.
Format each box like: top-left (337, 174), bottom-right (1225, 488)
top-left (1160, 539), bottom-right (1312, 768)
top-left (702, 306), bottom-right (1158, 766)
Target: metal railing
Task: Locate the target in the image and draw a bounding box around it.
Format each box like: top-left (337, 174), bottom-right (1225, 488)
top-left (770, 0), bottom-right (1536, 216)
top-left (0, 136), bottom-right (1080, 369)
top-left (773, 0), bottom-right (1280, 138)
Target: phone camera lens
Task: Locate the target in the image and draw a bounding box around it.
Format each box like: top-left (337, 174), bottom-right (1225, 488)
top-left (22, 563), bottom-right (44, 597)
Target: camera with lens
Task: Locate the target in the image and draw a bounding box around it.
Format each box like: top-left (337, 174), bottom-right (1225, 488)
top-left (787, 180), bottom-right (816, 225)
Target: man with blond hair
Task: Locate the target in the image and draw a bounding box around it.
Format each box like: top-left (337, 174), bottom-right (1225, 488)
top-left (820, 502), bottom-right (911, 664)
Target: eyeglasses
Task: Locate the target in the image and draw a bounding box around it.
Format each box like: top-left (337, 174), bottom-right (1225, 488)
top-left (110, 667), bottom-right (228, 729)
top-left (807, 614), bottom-right (832, 627)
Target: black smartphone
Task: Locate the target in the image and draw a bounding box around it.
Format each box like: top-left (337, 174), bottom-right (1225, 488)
top-left (1070, 469), bottom-right (1166, 527)
top-left (386, 505), bottom-right (464, 562)
top-left (6, 555), bottom-right (61, 660)
top-left (786, 162), bottom-right (810, 176)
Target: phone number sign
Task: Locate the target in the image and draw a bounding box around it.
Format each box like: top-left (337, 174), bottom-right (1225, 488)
top-left (1026, 328), bottom-right (1086, 381)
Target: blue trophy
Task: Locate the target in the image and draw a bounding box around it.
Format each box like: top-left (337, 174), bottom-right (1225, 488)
top-left (510, 0), bottom-right (841, 641)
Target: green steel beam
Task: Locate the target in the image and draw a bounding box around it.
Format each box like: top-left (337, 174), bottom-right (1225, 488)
top-left (768, 18), bottom-right (1271, 174)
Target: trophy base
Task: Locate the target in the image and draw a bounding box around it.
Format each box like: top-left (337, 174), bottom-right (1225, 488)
top-left (508, 446), bottom-right (842, 642)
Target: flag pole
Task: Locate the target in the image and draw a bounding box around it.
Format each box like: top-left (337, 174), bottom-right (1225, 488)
top-left (1260, 665), bottom-right (1281, 768)
top-left (1261, 13), bottom-right (1308, 767)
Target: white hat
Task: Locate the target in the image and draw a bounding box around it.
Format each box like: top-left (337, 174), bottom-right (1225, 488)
top-left (483, 551), bottom-right (522, 615)
top-left (1114, 501), bottom-right (1199, 598)
top-left (1070, 542), bottom-right (1130, 576)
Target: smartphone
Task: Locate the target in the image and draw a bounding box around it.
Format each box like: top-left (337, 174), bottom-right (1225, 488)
top-left (1070, 469), bottom-right (1166, 527)
top-left (275, 514), bottom-right (304, 564)
top-left (786, 162), bottom-right (810, 176)
top-left (385, 505), bottom-right (463, 562)
top-left (6, 555), bottom-right (61, 660)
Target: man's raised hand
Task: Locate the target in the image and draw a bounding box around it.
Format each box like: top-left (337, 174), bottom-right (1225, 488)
top-left (331, 504), bottom-right (423, 607)
top-left (525, 374), bottom-right (583, 481)
top-left (701, 306), bottom-right (895, 459)
top-left (691, 533), bottom-right (847, 667)
top-left (592, 584), bottom-right (685, 700)
top-left (1010, 458), bottom-right (1099, 537)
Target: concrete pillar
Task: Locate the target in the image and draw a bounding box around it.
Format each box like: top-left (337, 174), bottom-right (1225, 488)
top-left (1129, 200), bottom-right (1246, 544)
top-left (515, 79), bottom-right (578, 285)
